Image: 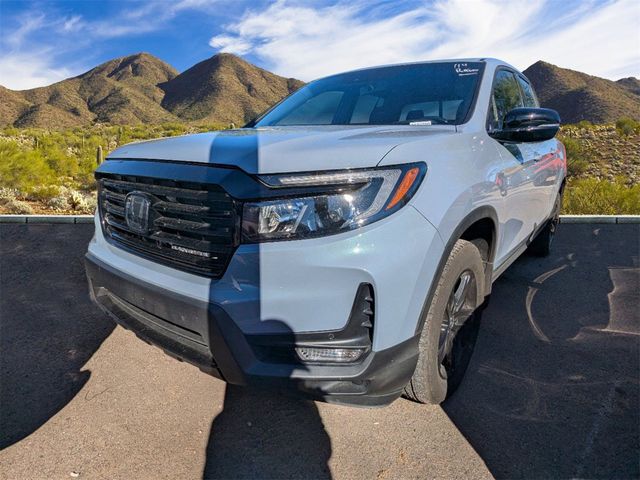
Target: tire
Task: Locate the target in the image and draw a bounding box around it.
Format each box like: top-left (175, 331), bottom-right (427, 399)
top-left (528, 190), bottom-right (563, 257)
top-left (404, 239), bottom-right (485, 404)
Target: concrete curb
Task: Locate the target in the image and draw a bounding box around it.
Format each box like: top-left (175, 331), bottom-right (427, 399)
top-left (559, 215), bottom-right (640, 224)
top-left (0, 215), bottom-right (94, 224)
top-left (1, 214), bottom-right (639, 224)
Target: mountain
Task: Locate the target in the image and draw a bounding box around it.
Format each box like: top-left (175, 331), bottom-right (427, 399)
top-left (1, 53), bottom-right (180, 128)
top-left (1, 55), bottom-right (638, 128)
top-left (160, 53), bottom-right (304, 125)
top-left (0, 53), bottom-right (303, 129)
top-left (524, 61), bottom-right (640, 124)
top-left (617, 77), bottom-right (640, 96)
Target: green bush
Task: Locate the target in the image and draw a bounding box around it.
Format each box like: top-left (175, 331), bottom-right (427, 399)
top-left (576, 120), bottom-right (594, 129)
top-left (564, 177), bottom-right (640, 214)
top-left (561, 137), bottom-right (590, 177)
top-left (615, 117), bottom-right (640, 137)
top-left (0, 140), bottom-right (56, 192)
top-left (27, 185), bottom-right (61, 201)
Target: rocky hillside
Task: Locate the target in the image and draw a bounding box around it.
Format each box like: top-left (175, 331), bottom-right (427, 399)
top-left (160, 53), bottom-right (304, 125)
top-left (0, 53), bottom-right (303, 128)
top-left (524, 61), bottom-right (640, 124)
top-left (560, 124), bottom-right (640, 184)
top-left (0, 53), bottom-right (180, 128)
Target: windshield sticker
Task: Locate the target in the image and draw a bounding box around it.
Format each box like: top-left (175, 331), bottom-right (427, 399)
top-left (409, 120), bottom-right (432, 126)
top-left (454, 63), bottom-right (479, 76)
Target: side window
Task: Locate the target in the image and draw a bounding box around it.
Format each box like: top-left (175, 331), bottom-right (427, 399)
top-left (516, 76), bottom-right (539, 107)
top-left (488, 70), bottom-right (523, 131)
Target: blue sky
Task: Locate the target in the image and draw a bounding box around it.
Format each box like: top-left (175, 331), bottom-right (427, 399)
top-left (0, 0), bottom-right (638, 90)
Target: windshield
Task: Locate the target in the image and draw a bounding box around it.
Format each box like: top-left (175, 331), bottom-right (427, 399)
top-left (255, 62), bottom-right (485, 127)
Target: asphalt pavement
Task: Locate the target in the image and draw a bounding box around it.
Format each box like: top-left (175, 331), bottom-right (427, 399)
top-left (1, 223), bottom-right (638, 479)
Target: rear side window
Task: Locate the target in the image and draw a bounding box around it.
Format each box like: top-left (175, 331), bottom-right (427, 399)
top-left (488, 70), bottom-right (523, 131)
top-left (517, 76), bottom-right (539, 107)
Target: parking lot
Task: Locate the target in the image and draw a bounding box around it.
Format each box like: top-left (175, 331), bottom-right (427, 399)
top-left (1, 223), bottom-right (638, 479)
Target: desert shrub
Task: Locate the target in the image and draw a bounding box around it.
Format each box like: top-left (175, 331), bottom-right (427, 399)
top-left (0, 187), bottom-right (18, 201)
top-left (47, 195), bottom-right (70, 211)
top-left (2, 127), bottom-right (19, 136)
top-left (615, 117), bottom-right (640, 137)
top-left (65, 188), bottom-right (96, 213)
top-left (564, 177), bottom-right (640, 214)
top-left (42, 146), bottom-right (79, 178)
top-left (561, 137), bottom-right (590, 177)
top-left (27, 185), bottom-right (61, 201)
top-left (1, 198), bottom-right (34, 214)
top-left (68, 190), bottom-right (86, 210)
top-left (160, 122), bottom-right (189, 136)
top-left (0, 140), bottom-right (56, 191)
top-left (576, 120), bottom-right (594, 129)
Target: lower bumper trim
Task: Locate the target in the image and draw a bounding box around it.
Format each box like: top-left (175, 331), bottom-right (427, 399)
top-left (85, 253), bottom-right (420, 406)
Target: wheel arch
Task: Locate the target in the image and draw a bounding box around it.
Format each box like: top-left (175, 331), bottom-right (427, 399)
top-left (414, 206), bottom-right (498, 335)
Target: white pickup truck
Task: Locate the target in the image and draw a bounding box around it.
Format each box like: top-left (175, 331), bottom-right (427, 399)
top-left (86, 58), bottom-right (565, 406)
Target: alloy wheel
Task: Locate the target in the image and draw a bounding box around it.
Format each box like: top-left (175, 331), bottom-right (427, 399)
top-left (438, 270), bottom-right (477, 379)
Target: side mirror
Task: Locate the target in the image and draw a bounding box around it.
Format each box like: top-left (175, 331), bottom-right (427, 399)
top-left (489, 107), bottom-right (560, 143)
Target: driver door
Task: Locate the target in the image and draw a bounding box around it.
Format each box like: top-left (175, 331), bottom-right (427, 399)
top-left (488, 69), bottom-right (544, 263)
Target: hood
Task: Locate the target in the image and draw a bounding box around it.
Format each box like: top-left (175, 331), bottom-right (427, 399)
top-left (107, 125), bottom-right (457, 174)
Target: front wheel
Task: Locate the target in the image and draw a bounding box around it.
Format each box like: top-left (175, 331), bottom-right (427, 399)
top-left (404, 239), bottom-right (484, 404)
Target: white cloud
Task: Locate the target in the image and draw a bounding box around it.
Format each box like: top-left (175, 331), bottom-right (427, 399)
top-left (0, 0), bottom-right (221, 89)
top-left (4, 12), bottom-right (45, 48)
top-left (209, 35), bottom-right (253, 55)
top-left (93, 0), bottom-right (220, 38)
top-left (62, 15), bottom-right (83, 32)
top-left (0, 12), bottom-right (80, 89)
top-left (210, 0), bottom-right (640, 80)
top-left (0, 51), bottom-right (73, 90)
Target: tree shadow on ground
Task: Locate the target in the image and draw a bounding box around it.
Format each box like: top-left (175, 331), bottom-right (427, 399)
top-left (0, 224), bottom-right (114, 450)
top-left (444, 224), bottom-right (640, 479)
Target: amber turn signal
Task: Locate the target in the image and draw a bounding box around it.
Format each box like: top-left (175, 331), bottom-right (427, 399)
top-left (386, 167), bottom-right (420, 210)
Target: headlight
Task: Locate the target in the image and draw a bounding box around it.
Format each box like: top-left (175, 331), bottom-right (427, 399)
top-left (242, 163), bottom-right (426, 242)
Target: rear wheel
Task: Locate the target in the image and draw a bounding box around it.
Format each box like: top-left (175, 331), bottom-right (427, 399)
top-left (528, 190), bottom-right (563, 257)
top-left (404, 239), bottom-right (484, 404)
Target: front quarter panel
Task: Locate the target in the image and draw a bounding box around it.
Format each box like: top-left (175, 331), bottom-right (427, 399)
top-left (379, 130), bottom-right (506, 258)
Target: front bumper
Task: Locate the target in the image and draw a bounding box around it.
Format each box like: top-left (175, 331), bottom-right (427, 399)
top-left (86, 203), bottom-right (444, 406)
top-left (86, 254), bottom-right (419, 406)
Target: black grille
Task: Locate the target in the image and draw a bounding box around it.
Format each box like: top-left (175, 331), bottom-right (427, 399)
top-left (97, 173), bottom-right (239, 278)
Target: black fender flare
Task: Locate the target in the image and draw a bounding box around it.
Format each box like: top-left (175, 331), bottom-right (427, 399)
top-left (414, 205), bottom-right (499, 335)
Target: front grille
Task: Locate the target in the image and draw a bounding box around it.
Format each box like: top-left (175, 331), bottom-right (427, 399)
top-left (97, 173), bottom-right (239, 278)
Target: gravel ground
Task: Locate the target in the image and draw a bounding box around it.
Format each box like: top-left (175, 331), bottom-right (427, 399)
top-left (1, 223), bottom-right (638, 479)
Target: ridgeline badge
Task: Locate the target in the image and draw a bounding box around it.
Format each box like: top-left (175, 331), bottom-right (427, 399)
top-left (454, 63), bottom-right (479, 76)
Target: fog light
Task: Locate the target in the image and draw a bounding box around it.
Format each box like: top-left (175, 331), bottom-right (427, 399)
top-left (295, 347), bottom-right (365, 363)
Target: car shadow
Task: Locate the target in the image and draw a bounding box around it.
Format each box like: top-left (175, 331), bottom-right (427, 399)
top-left (0, 224), bottom-right (115, 450)
top-left (443, 224), bottom-right (640, 479)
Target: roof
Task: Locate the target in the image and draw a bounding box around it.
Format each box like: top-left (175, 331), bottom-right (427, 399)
top-left (316, 57), bottom-right (520, 80)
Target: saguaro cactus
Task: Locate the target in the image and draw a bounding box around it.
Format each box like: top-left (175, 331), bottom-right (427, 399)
top-left (96, 145), bottom-right (104, 165)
